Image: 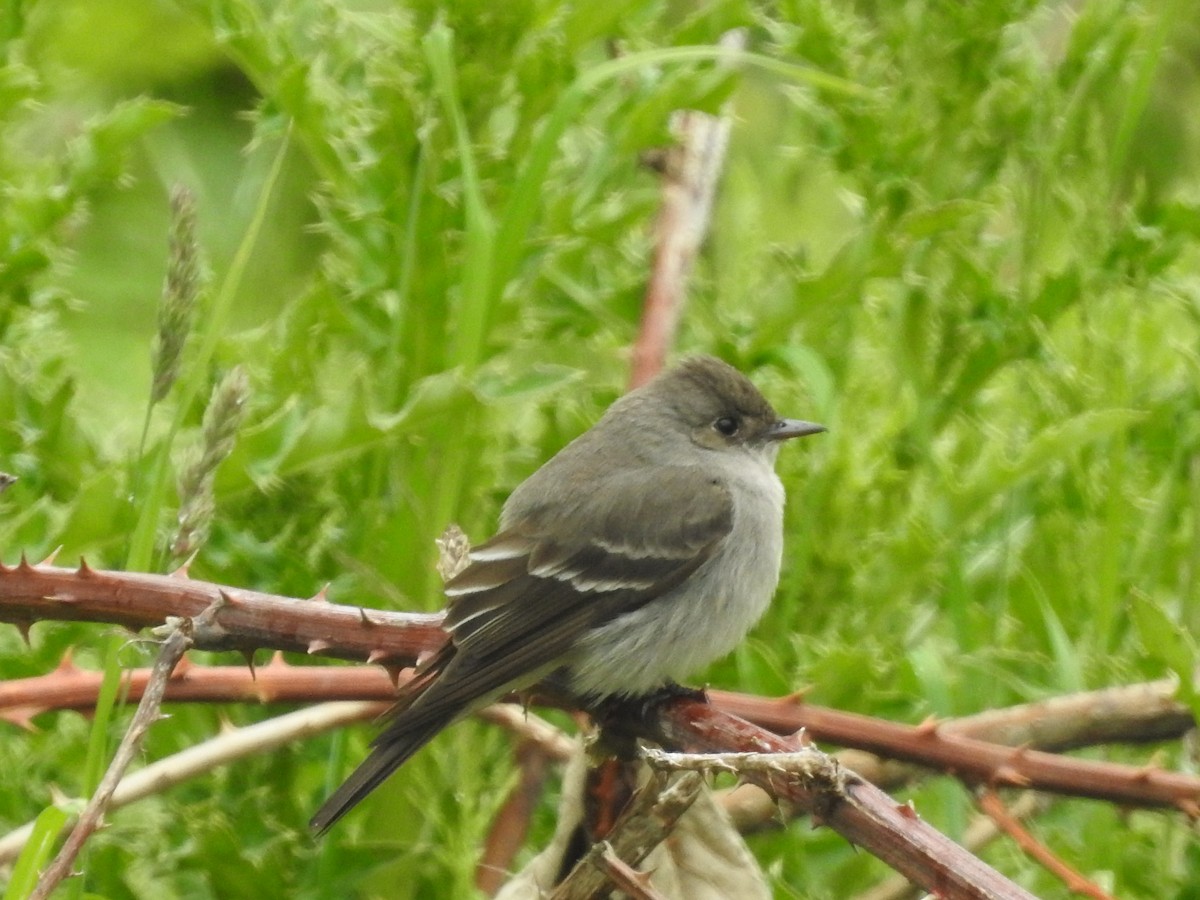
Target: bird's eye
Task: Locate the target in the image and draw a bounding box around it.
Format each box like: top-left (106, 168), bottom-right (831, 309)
top-left (714, 416), bottom-right (740, 437)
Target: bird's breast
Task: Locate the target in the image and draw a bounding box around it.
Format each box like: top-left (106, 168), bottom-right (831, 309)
top-left (566, 460), bottom-right (786, 697)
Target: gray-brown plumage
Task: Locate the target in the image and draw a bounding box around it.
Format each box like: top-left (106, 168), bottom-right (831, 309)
top-left (310, 356), bottom-right (823, 832)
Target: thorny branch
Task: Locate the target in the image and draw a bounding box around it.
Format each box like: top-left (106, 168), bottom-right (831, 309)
top-left (644, 700), bottom-right (1038, 900)
top-left (2, 559), bottom-right (1198, 897)
top-left (2, 560), bottom-right (1196, 816)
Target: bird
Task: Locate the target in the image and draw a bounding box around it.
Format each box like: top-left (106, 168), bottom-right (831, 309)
top-left (311, 355), bottom-right (824, 832)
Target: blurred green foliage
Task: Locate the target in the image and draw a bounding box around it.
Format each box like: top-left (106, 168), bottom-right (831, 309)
top-left (2, 0), bottom-right (1200, 896)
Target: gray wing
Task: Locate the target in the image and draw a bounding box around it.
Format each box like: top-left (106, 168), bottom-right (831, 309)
top-left (310, 467), bottom-right (731, 832)
top-left (434, 466), bottom-right (734, 706)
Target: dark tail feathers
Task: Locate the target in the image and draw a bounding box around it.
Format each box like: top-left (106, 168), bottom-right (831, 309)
top-left (310, 714), bottom-right (450, 834)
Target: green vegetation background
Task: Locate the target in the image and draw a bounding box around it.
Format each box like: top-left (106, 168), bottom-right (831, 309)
top-left (3, 0), bottom-right (1200, 896)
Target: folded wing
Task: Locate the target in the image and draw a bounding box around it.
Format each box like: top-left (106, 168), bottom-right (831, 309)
top-left (310, 467), bottom-right (731, 832)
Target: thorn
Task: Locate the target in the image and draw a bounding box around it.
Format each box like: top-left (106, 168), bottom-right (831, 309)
top-left (170, 552), bottom-right (197, 578)
top-left (358, 607), bottom-right (377, 626)
top-left (779, 687), bottom-right (811, 706)
top-left (55, 649), bottom-right (79, 674)
top-left (1133, 763), bottom-right (1161, 782)
top-left (414, 647), bottom-right (437, 669)
top-left (242, 649), bottom-right (258, 680)
top-left (17, 552), bottom-right (34, 572)
top-left (307, 639), bottom-right (332, 656)
top-left (172, 656), bottom-right (192, 677)
top-left (39, 546), bottom-right (62, 566)
top-left (216, 589), bottom-right (240, 607)
top-left (517, 689), bottom-right (534, 717)
top-left (77, 557), bottom-right (96, 578)
top-left (266, 650), bottom-right (287, 667)
top-left (914, 715), bottom-right (940, 737)
top-left (630, 870), bottom-right (655, 890)
top-left (1004, 744), bottom-right (1033, 770)
top-left (12, 620), bottom-right (32, 645)
top-left (0, 708), bottom-right (41, 732)
top-left (310, 584), bottom-right (331, 603)
top-left (896, 799), bottom-right (919, 820)
top-left (367, 648), bottom-right (391, 665)
top-left (993, 765), bottom-right (1032, 788)
top-left (769, 795), bottom-right (790, 827)
top-left (1176, 797), bottom-right (1200, 819)
top-left (789, 727), bottom-right (812, 746)
top-left (603, 852), bottom-right (656, 891)
top-left (383, 665), bottom-right (402, 687)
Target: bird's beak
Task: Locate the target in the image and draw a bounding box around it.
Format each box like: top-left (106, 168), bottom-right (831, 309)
top-left (767, 419), bottom-right (826, 441)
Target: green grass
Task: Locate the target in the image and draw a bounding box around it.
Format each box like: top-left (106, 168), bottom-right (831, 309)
top-left (2, 0), bottom-right (1200, 896)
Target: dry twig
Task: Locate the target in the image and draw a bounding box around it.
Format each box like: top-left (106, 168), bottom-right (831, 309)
top-left (0, 700), bottom-right (381, 866)
top-left (550, 770), bottom-right (705, 900)
top-left (31, 616), bottom-right (197, 897)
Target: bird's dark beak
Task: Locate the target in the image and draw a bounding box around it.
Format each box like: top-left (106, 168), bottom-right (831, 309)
top-left (767, 418), bottom-right (826, 441)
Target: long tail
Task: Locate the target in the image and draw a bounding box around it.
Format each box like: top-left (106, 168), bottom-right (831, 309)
top-left (310, 708), bottom-right (456, 834)
top-left (311, 644), bottom-right (461, 834)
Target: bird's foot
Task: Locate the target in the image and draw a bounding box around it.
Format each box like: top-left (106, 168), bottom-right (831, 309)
top-left (583, 681), bottom-right (708, 739)
top-left (653, 680), bottom-right (708, 705)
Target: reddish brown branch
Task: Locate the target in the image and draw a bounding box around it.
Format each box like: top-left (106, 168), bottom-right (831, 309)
top-left (2, 564), bottom-right (1200, 825)
top-left (714, 692), bottom-right (1200, 815)
top-left (648, 700), bottom-right (1036, 900)
top-left (5, 559), bottom-right (1199, 895)
top-left (713, 684), bottom-right (1194, 833)
top-left (856, 794), bottom-right (1046, 900)
top-left (0, 557), bottom-right (443, 666)
top-left (476, 736), bottom-right (556, 896)
top-left (713, 686), bottom-right (1192, 755)
top-left (977, 790), bottom-right (1114, 900)
top-left (6, 655), bottom-right (1189, 767)
top-left (629, 31), bottom-right (744, 389)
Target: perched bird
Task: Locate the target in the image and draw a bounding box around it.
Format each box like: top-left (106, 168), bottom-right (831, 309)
top-left (311, 355), bottom-right (824, 832)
